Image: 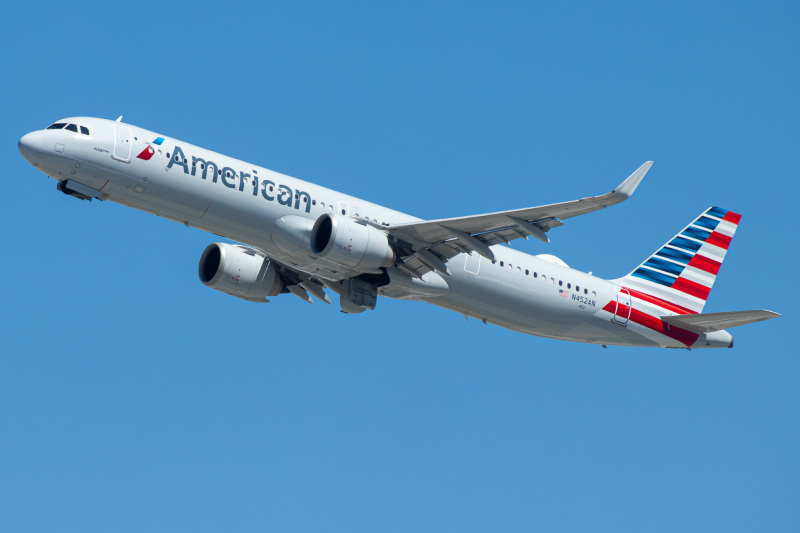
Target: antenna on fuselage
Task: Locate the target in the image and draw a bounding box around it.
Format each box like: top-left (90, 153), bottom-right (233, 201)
top-left (115, 116), bottom-right (123, 122)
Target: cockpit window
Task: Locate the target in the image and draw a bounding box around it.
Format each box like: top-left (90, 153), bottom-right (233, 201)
top-left (47, 123), bottom-right (67, 130)
top-left (65, 124), bottom-right (78, 133)
top-left (80, 126), bottom-right (89, 135)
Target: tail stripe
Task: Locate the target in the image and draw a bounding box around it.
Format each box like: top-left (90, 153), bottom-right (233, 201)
top-left (707, 206), bottom-right (728, 218)
top-left (682, 226), bottom-right (712, 241)
top-left (616, 206), bottom-right (741, 314)
top-left (643, 257), bottom-right (684, 276)
top-left (706, 231), bottom-right (732, 250)
top-left (672, 277), bottom-right (711, 300)
top-left (688, 254), bottom-right (721, 275)
top-left (680, 267), bottom-right (715, 287)
top-left (671, 236), bottom-right (702, 252)
top-left (657, 247), bottom-right (693, 264)
top-left (694, 216), bottom-right (721, 231)
top-left (723, 211), bottom-right (742, 224)
top-left (631, 268), bottom-right (675, 286)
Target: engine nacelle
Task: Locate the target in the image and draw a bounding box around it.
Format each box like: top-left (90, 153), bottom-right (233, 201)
top-left (310, 213), bottom-right (395, 271)
top-left (198, 243), bottom-right (283, 302)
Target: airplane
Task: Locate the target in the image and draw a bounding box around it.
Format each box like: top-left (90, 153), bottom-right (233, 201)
top-left (18, 116), bottom-right (780, 349)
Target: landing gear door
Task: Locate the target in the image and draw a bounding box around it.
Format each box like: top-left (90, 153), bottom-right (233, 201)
top-left (112, 124), bottom-right (132, 163)
top-left (613, 288), bottom-right (631, 325)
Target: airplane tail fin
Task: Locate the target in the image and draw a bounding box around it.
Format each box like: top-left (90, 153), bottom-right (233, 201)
top-left (615, 207), bottom-right (741, 314)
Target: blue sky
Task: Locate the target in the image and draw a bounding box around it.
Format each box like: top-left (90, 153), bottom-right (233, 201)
top-left (2, 1), bottom-right (798, 531)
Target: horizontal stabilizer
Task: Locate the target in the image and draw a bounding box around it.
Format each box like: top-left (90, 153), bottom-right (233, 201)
top-left (661, 310), bottom-right (781, 333)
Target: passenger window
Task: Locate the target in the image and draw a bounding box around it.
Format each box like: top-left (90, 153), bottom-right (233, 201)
top-left (584, 289), bottom-right (588, 294)
top-left (567, 283), bottom-right (571, 289)
top-left (65, 124), bottom-right (78, 132)
top-left (499, 261), bottom-right (504, 267)
top-left (576, 286), bottom-right (580, 292)
top-left (80, 126), bottom-right (89, 135)
top-left (592, 291), bottom-right (596, 297)
top-left (525, 269), bottom-right (529, 275)
top-left (559, 280), bottom-right (563, 286)
top-left (533, 272), bottom-right (537, 278)
top-left (47, 123), bottom-right (67, 130)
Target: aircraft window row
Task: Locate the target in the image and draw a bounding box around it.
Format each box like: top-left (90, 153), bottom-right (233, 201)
top-left (47, 123), bottom-right (91, 136)
top-left (497, 259), bottom-right (594, 296)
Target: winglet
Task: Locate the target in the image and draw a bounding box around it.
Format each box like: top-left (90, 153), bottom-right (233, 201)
top-left (613, 161), bottom-right (653, 199)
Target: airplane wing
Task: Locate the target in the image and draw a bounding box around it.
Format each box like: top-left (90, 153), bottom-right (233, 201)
top-left (387, 161), bottom-right (653, 277)
top-left (661, 310), bottom-right (781, 333)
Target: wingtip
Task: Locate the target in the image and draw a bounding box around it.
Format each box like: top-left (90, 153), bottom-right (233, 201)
top-left (614, 161), bottom-right (653, 199)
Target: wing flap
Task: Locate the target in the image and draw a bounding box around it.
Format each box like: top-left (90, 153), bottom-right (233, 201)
top-left (661, 310), bottom-right (781, 333)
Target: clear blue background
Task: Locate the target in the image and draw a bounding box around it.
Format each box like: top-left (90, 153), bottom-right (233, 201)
top-left (2, 1), bottom-right (797, 531)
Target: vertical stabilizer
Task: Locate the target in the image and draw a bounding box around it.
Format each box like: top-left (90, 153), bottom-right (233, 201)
top-left (615, 207), bottom-right (741, 314)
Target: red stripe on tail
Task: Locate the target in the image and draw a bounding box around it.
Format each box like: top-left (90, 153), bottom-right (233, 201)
top-left (706, 231), bottom-right (732, 250)
top-left (723, 211), bottom-right (741, 225)
top-left (623, 287), bottom-right (697, 315)
top-left (688, 254), bottom-right (721, 275)
top-left (671, 277), bottom-right (711, 300)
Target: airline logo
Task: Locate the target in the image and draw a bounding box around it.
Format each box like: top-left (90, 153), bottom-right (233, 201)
top-left (604, 207), bottom-right (743, 347)
top-left (630, 206), bottom-right (740, 305)
top-left (136, 137), bottom-right (165, 160)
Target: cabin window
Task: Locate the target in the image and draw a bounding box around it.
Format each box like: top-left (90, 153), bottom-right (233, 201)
top-left (584, 289), bottom-right (588, 294)
top-left (65, 124), bottom-right (78, 132)
top-left (567, 283), bottom-right (571, 289)
top-left (517, 266), bottom-right (521, 273)
top-left (592, 291), bottom-right (596, 297)
top-left (525, 269), bottom-right (529, 275)
top-left (341, 209), bottom-right (346, 215)
top-left (559, 280), bottom-right (563, 286)
top-left (312, 200), bottom-right (317, 205)
top-left (576, 286), bottom-right (580, 292)
top-left (80, 126), bottom-right (89, 135)
top-left (47, 123), bottom-right (66, 130)
top-left (499, 261), bottom-right (504, 267)
top-left (533, 272), bottom-right (537, 278)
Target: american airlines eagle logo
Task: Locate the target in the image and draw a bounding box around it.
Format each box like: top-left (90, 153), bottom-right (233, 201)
top-left (136, 136), bottom-right (165, 160)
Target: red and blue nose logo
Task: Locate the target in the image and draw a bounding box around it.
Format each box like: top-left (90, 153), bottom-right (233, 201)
top-left (136, 137), bottom-right (165, 160)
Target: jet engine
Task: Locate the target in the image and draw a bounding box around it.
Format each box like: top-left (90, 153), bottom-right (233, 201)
top-left (198, 243), bottom-right (283, 302)
top-left (310, 213), bottom-right (395, 272)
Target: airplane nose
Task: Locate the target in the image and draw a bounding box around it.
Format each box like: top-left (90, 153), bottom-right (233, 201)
top-left (18, 130), bottom-right (45, 164)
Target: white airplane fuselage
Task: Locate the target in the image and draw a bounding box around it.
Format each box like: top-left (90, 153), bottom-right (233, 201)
top-left (19, 117), bottom-right (739, 349)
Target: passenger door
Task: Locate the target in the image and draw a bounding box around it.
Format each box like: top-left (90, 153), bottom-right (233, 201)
top-left (112, 123), bottom-right (132, 162)
top-left (613, 288), bottom-right (632, 325)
